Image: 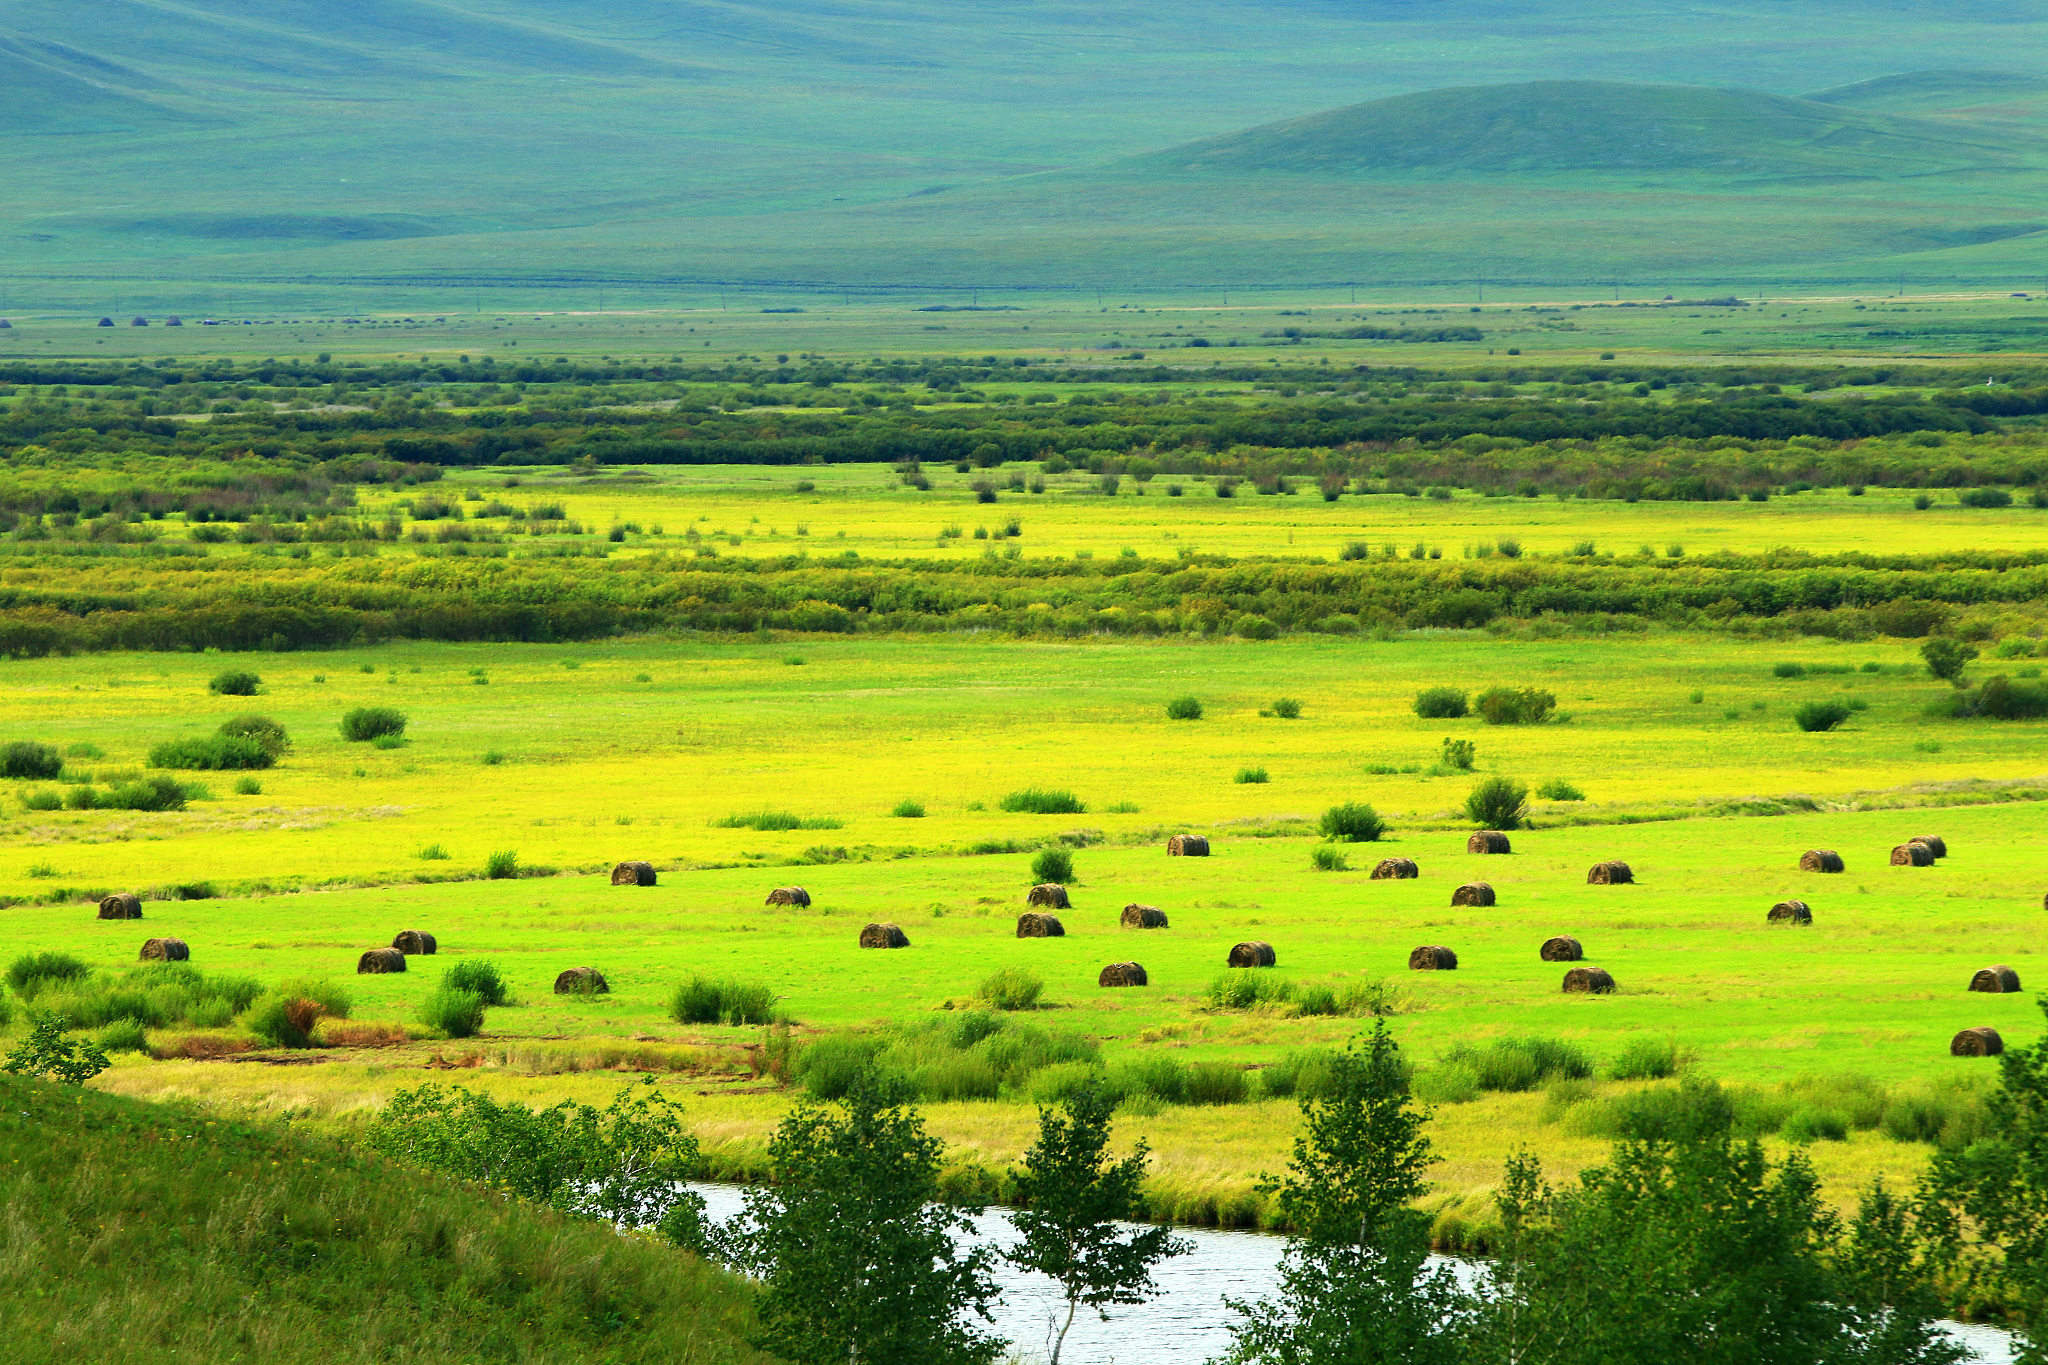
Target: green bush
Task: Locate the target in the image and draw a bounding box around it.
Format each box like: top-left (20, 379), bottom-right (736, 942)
top-left (1318, 801), bottom-right (1386, 843)
top-left (1030, 847), bottom-right (1073, 884)
top-left (7, 951), bottom-right (90, 996)
top-left (1921, 637), bottom-right (1977, 682)
top-left (443, 960), bottom-right (509, 1006)
top-left (234, 776), bottom-right (262, 795)
top-left (216, 715), bottom-right (290, 757)
top-left (1413, 687), bottom-right (1469, 719)
top-left (1270, 697), bottom-right (1301, 719)
top-left (792, 1034), bottom-right (888, 1099)
top-left (1475, 687), bottom-right (1557, 726)
top-left (99, 776), bottom-right (191, 811)
top-left (1772, 662), bottom-right (1805, 678)
top-left (484, 850), bottom-right (519, 880)
top-left (246, 993), bottom-right (323, 1048)
top-left (148, 734), bottom-right (276, 770)
top-left (1607, 1037), bottom-right (1685, 1080)
top-left (1165, 695), bottom-right (1203, 720)
top-left (890, 798), bottom-right (926, 818)
top-left (1780, 1106), bottom-right (1850, 1143)
top-left (975, 967), bottom-right (1044, 1012)
top-left (1234, 766), bottom-right (1269, 784)
top-left (667, 975), bottom-right (774, 1026)
top-left (1536, 778), bottom-right (1585, 801)
top-left (1440, 1037), bottom-right (1592, 1092)
top-left (0, 742), bottom-right (63, 780)
top-left (1439, 737), bottom-right (1476, 771)
top-left (1309, 845), bottom-right (1349, 872)
top-left (208, 670), bottom-right (260, 696)
top-left (1792, 699), bottom-right (1852, 732)
top-left (1950, 674), bottom-right (2048, 719)
top-left (417, 987), bottom-right (486, 1039)
top-left (1959, 487), bottom-right (2014, 509)
top-left (1464, 775), bottom-right (1530, 830)
top-left (339, 707), bottom-right (408, 742)
top-left (97, 1017), bottom-right (148, 1053)
top-left (998, 788), bottom-right (1085, 815)
top-left (20, 788), bottom-right (60, 811)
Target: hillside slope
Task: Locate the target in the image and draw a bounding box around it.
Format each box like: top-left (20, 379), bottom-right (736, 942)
top-left (0, 1074), bottom-right (768, 1365)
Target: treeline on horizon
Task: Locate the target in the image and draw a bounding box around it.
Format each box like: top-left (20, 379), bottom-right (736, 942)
top-left (0, 546), bottom-right (2040, 657)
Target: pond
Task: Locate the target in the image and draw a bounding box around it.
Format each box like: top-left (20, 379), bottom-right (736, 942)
top-left (689, 1184), bottom-right (2015, 1364)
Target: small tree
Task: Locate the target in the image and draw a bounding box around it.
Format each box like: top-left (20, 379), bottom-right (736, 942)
top-left (3, 1013), bottom-right (111, 1085)
top-left (1465, 775), bottom-right (1529, 830)
top-left (1921, 637), bottom-right (1978, 685)
top-left (729, 1075), bottom-right (1002, 1365)
top-left (1008, 1086), bottom-right (1191, 1365)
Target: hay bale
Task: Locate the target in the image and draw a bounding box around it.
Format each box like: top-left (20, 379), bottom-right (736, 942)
top-left (1370, 857), bottom-right (1419, 880)
top-left (1467, 830), bottom-right (1511, 855)
top-left (1408, 944), bottom-right (1458, 971)
top-left (1586, 861), bottom-right (1633, 885)
top-left (1227, 940), bottom-right (1276, 968)
top-left (1027, 883), bottom-right (1072, 909)
top-left (553, 967), bottom-right (609, 995)
top-left (610, 860), bottom-right (657, 887)
top-left (1016, 912), bottom-right (1066, 938)
top-left (1890, 843), bottom-right (1934, 868)
top-left (765, 886), bottom-right (812, 907)
top-left (1799, 849), bottom-right (1845, 874)
top-left (1969, 965), bottom-right (2022, 994)
top-left (357, 947), bottom-right (407, 974)
top-left (1451, 882), bottom-right (1495, 907)
top-left (1951, 1027), bottom-right (2004, 1057)
top-left (98, 893), bottom-right (143, 920)
top-left (1540, 935), bottom-right (1583, 962)
top-left (1120, 903), bottom-right (1170, 929)
top-left (1168, 834), bottom-right (1210, 857)
top-left (139, 937), bottom-right (188, 963)
top-left (859, 922), bottom-right (910, 949)
top-left (1768, 901), bottom-right (1813, 925)
top-left (392, 930), bottom-right (438, 955)
top-left (1562, 967), bottom-right (1617, 994)
top-left (1912, 835), bottom-right (1948, 859)
top-left (1098, 961), bottom-right (1148, 987)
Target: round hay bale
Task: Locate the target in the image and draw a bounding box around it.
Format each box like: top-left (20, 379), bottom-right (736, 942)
top-left (1768, 901), bottom-right (1813, 925)
top-left (1451, 882), bottom-right (1495, 907)
top-left (859, 922), bottom-right (910, 949)
top-left (765, 885), bottom-right (812, 907)
top-left (1120, 903), bottom-right (1169, 929)
top-left (1016, 912), bottom-right (1066, 938)
top-left (1912, 835), bottom-right (1948, 859)
top-left (1799, 849), bottom-right (1845, 874)
top-left (610, 860), bottom-right (657, 887)
top-left (1540, 935), bottom-right (1583, 962)
top-left (357, 947), bottom-right (407, 975)
top-left (1098, 961), bottom-right (1148, 987)
top-left (98, 893), bottom-right (143, 920)
top-left (1227, 941), bottom-right (1276, 968)
top-left (1586, 861), bottom-right (1633, 885)
top-left (1408, 944), bottom-right (1457, 971)
top-left (1370, 857), bottom-right (1419, 880)
top-left (139, 937), bottom-right (188, 963)
top-left (1467, 830), bottom-right (1511, 855)
top-left (1562, 967), bottom-right (1617, 994)
top-left (1951, 1027), bottom-right (2004, 1057)
top-left (1969, 965), bottom-right (2022, 994)
top-left (554, 967), bottom-right (609, 995)
top-left (392, 930), bottom-right (438, 955)
top-left (1890, 843), bottom-right (1934, 868)
top-left (1167, 834), bottom-right (1210, 857)
top-left (1027, 883), bottom-right (1071, 909)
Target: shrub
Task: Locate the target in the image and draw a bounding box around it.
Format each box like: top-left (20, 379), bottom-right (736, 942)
top-left (1792, 700), bottom-right (1852, 732)
top-left (1439, 737), bottom-right (1476, 771)
top-left (1606, 1036), bottom-right (1684, 1080)
top-left (1921, 637), bottom-right (1978, 683)
top-left (1031, 847), bottom-right (1074, 884)
top-left (1270, 697), bottom-right (1301, 719)
top-left (1959, 487), bottom-right (2014, 509)
top-left (1536, 778), bottom-right (1585, 801)
top-left (443, 960), bottom-right (509, 1006)
top-left (1465, 775), bottom-right (1530, 830)
top-left (1310, 846), bottom-right (1349, 872)
top-left (6, 950), bottom-right (90, 995)
top-left (999, 788), bottom-right (1085, 815)
top-left (1413, 687), bottom-right (1469, 719)
top-left (668, 975), bottom-right (774, 1026)
top-left (1205, 972), bottom-right (1294, 1012)
top-left (1440, 1036), bottom-right (1593, 1092)
top-left (1772, 662), bottom-right (1805, 678)
top-left (148, 734), bottom-right (276, 770)
top-left (21, 789), bottom-right (60, 811)
top-left (418, 986), bottom-right (486, 1039)
top-left (233, 776), bottom-right (262, 795)
top-left (1954, 674), bottom-right (2048, 719)
top-left (1475, 687), bottom-right (1557, 726)
top-left (246, 993), bottom-right (325, 1048)
top-left (976, 967), bottom-right (1044, 1012)
top-left (217, 715), bottom-right (290, 757)
top-left (1318, 801), bottom-right (1386, 843)
top-left (1780, 1106), bottom-right (1850, 1143)
top-left (100, 775), bottom-right (189, 811)
top-left (209, 670), bottom-right (260, 696)
top-left (890, 798), bottom-right (926, 818)
top-left (340, 707), bottom-right (408, 742)
top-left (1236, 615), bottom-right (1280, 641)
top-left (1165, 695), bottom-right (1203, 720)
top-left (98, 1017), bottom-right (148, 1053)
top-left (1234, 766), bottom-right (1269, 784)
top-left (0, 742), bottom-right (62, 780)
top-left (371, 734), bottom-right (407, 750)
top-left (484, 849), bottom-right (519, 879)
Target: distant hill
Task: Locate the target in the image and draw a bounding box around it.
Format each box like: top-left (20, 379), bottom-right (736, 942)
top-left (1806, 68), bottom-right (2048, 110)
top-left (1128, 80), bottom-right (2027, 180)
top-left (0, 35), bottom-right (199, 133)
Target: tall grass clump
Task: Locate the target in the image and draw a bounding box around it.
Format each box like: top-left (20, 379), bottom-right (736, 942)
top-left (890, 798), bottom-right (926, 818)
top-left (1413, 687), bottom-right (1468, 719)
top-left (418, 987), bottom-right (487, 1039)
top-left (484, 850), bottom-right (519, 880)
top-left (667, 975), bottom-right (775, 1026)
top-left (1204, 972), bottom-right (1294, 1012)
top-left (442, 960), bottom-right (510, 1006)
top-left (1464, 775), bottom-right (1530, 830)
top-left (1439, 1036), bottom-right (1593, 1092)
top-left (1269, 697), bottom-right (1301, 719)
top-left (714, 810), bottom-right (844, 830)
top-left (1793, 699), bottom-right (1853, 732)
top-left (1318, 801), bottom-right (1386, 842)
top-left (999, 788), bottom-right (1085, 815)
top-left (1234, 766), bottom-right (1269, 784)
top-left (975, 967), bottom-right (1044, 1011)
top-left (340, 707), bottom-right (407, 742)
top-left (1607, 1036), bottom-right (1685, 1080)
top-left (1536, 778), bottom-right (1585, 801)
top-left (1030, 847), bottom-right (1073, 884)
top-left (1165, 696), bottom-right (1203, 720)
top-left (0, 741), bottom-right (63, 780)
top-left (30, 962), bottom-right (263, 1030)
top-left (7, 950), bottom-right (90, 996)
top-left (1309, 845), bottom-right (1349, 872)
top-left (208, 670), bottom-right (260, 696)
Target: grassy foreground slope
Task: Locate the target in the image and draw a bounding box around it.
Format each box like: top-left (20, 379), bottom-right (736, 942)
top-left (0, 1073), bottom-right (766, 1365)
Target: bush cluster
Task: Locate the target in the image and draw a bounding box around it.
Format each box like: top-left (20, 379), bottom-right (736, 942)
top-left (1475, 686), bottom-right (1557, 725)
